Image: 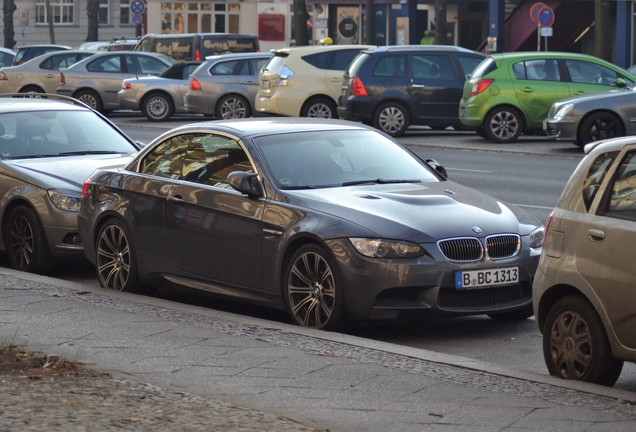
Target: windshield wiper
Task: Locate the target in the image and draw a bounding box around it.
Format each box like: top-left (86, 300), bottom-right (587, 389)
top-left (58, 150), bottom-right (128, 156)
top-left (341, 179), bottom-right (423, 187)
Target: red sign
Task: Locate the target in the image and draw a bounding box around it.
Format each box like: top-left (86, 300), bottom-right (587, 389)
top-left (529, 2), bottom-right (546, 23)
top-left (538, 6), bottom-right (555, 27)
top-left (258, 14), bottom-right (285, 41)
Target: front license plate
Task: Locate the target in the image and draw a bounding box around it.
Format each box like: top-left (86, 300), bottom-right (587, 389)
top-left (455, 267), bottom-right (519, 289)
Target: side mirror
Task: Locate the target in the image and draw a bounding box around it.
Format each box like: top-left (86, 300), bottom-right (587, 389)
top-left (615, 78), bottom-right (627, 88)
top-left (425, 158), bottom-right (448, 180)
top-left (227, 171), bottom-right (262, 196)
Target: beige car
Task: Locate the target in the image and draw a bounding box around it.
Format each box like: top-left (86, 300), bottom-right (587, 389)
top-left (0, 50), bottom-right (95, 94)
top-left (56, 51), bottom-right (175, 114)
top-left (533, 136), bottom-right (636, 386)
top-left (255, 44), bottom-right (373, 119)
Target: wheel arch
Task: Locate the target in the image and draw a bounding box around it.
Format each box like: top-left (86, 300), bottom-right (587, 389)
top-left (215, 92), bottom-right (252, 111)
top-left (19, 84), bottom-right (45, 93)
top-left (141, 89), bottom-right (173, 107)
top-left (300, 94), bottom-right (337, 113)
top-left (372, 98), bottom-right (413, 120)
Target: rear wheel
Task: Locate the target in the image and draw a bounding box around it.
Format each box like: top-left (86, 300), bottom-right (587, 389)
top-left (301, 97), bottom-right (337, 118)
top-left (373, 102), bottom-right (410, 137)
top-left (215, 94), bottom-right (251, 119)
top-left (3, 205), bottom-right (56, 274)
top-left (577, 112), bottom-right (624, 147)
top-left (143, 92), bottom-right (174, 121)
top-left (95, 219), bottom-right (140, 292)
top-left (542, 296), bottom-right (623, 386)
top-left (75, 89), bottom-right (104, 113)
top-left (483, 106), bottom-right (523, 143)
top-left (19, 85), bottom-right (45, 95)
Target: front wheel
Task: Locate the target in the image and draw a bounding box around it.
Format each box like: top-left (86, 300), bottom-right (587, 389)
top-left (284, 244), bottom-right (346, 330)
top-left (3, 205), bottom-right (56, 274)
top-left (143, 92), bottom-right (174, 122)
top-left (542, 296), bottom-right (623, 386)
top-left (216, 94), bottom-right (251, 119)
top-left (483, 107), bottom-right (523, 143)
top-left (373, 102), bottom-right (410, 137)
top-left (95, 219), bottom-right (140, 292)
top-left (577, 112), bottom-right (624, 147)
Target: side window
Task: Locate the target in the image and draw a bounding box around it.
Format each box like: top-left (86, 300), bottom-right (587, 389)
top-left (514, 59), bottom-right (560, 81)
top-left (372, 55), bottom-right (406, 78)
top-left (250, 58), bottom-right (270, 75)
top-left (87, 56), bottom-right (122, 73)
top-left (237, 59), bottom-right (250, 75)
top-left (140, 133), bottom-right (252, 188)
top-left (302, 52), bottom-right (330, 69)
top-left (210, 60), bottom-right (239, 75)
top-left (606, 151), bottom-right (636, 220)
top-left (134, 56), bottom-right (168, 75)
top-left (182, 64), bottom-right (198, 79)
top-left (412, 55), bottom-right (455, 80)
top-left (582, 151), bottom-right (618, 211)
top-left (458, 56), bottom-right (483, 77)
top-left (566, 59), bottom-right (618, 85)
top-left (329, 49), bottom-right (362, 70)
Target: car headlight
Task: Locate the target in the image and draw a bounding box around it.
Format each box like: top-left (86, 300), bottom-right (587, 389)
top-left (529, 226), bottom-right (544, 249)
top-left (553, 103), bottom-right (574, 121)
top-left (349, 238), bottom-right (426, 258)
top-left (48, 189), bottom-right (82, 212)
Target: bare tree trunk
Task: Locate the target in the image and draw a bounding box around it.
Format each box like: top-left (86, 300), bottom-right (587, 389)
top-left (45, 0), bottom-right (56, 43)
top-left (434, 0), bottom-right (447, 45)
top-left (86, 0), bottom-right (99, 42)
top-left (594, 0), bottom-right (611, 61)
top-left (292, 0), bottom-right (309, 46)
top-left (2, 0), bottom-right (16, 49)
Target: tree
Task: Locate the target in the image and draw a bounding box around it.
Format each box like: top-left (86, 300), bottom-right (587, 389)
top-left (2, 0), bottom-right (16, 49)
top-left (292, 0), bottom-right (309, 46)
top-left (87, 0), bottom-right (100, 42)
top-left (45, 0), bottom-right (56, 43)
top-left (434, 0), bottom-right (447, 45)
top-left (594, 0), bottom-right (611, 61)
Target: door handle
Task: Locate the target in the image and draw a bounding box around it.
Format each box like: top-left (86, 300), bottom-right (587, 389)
top-left (521, 87), bottom-right (535, 93)
top-left (587, 228), bottom-right (606, 241)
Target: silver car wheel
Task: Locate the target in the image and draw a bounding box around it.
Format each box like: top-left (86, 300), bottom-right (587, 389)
top-left (96, 221), bottom-right (137, 292)
top-left (145, 94), bottom-right (172, 121)
top-left (75, 89), bottom-right (103, 112)
top-left (286, 248), bottom-right (338, 329)
top-left (218, 96), bottom-right (248, 119)
top-left (484, 107), bottom-right (522, 143)
top-left (306, 102), bottom-right (333, 118)
top-left (378, 106), bottom-right (406, 134)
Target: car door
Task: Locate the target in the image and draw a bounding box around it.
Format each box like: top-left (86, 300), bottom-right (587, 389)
top-left (38, 52), bottom-right (94, 93)
top-left (511, 58), bottom-right (570, 129)
top-left (149, 132), bottom-right (264, 289)
top-left (409, 53), bottom-right (463, 121)
top-left (564, 59), bottom-right (629, 96)
top-left (238, 57), bottom-right (271, 101)
top-left (85, 54), bottom-right (127, 108)
top-left (576, 149), bottom-right (636, 349)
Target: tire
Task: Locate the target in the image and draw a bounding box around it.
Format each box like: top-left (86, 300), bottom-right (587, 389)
top-left (74, 89), bottom-right (104, 113)
top-left (483, 106), bottom-right (523, 143)
top-left (95, 219), bottom-right (140, 293)
top-left (215, 94), bottom-right (251, 119)
top-left (143, 92), bottom-right (174, 122)
top-left (3, 205), bottom-right (56, 275)
top-left (284, 244), bottom-right (346, 330)
top-left (19, 85), bottom-right (45, 95)
top-left (542, 296), bottom-right (623, 386)
top-left (487, 304), bottom-right (534, 321)
top-left (475, 126), bottom-right (488, 139)
top-left (577, 112), bottom-right (624, 148)
top-left (300, 97), bottom-right (337, 118)
top-left (373, 102), bottom-right (410, 137)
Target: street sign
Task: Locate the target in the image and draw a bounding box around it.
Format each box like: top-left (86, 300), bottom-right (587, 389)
top-left (529, 2), bottom-right (546, 23)
top-left (132, 14), bottom-right (143, 25)
top-left (538, 6), bottom-right (555, 27)
top-left (130, 0), bottom-right (145, 15)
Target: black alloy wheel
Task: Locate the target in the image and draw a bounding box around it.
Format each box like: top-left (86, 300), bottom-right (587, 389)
top-left (96, 220), bottom-right (140, 292)
top-left (4, 205), bottom-right (55, 274)
top-left (577, 112), bottom-right (624, 147)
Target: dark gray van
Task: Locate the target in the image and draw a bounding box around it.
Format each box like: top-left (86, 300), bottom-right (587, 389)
top-left (134, 33), bottom-right (259, 61)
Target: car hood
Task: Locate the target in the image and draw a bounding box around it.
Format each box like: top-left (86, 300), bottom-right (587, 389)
top-left (285, 181), bottom-right (539, 243)
top-left (5, 154), bottom-right (134, 191)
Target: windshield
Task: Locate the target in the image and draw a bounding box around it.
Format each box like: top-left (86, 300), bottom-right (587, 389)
top-left (254, 130), bottom-right (440, 189)
top-left (0, 110), bottom-right (137, 159)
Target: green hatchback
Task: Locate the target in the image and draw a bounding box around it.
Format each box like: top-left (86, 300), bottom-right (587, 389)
top-left (459, 52), bottom-right (636, 143)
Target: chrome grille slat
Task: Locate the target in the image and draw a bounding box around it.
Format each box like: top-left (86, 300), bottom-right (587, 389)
top-left (486, 234), bottom-right (521, 259)
top-left (438, 234), bottom-right (521, 262)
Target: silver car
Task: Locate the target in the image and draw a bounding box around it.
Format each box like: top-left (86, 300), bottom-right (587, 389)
top-left (534, 136), bottom-right (636, 386)
top-left (545, 81), bottom-right (636, 148)
top-left (184, 52), bottom-right (272, 119)
top-left (0, 50), bottom-right (95, 94)
top-left (118, 61), bottom-right (202, 121)
top-left (56, 51), bottom-right (176, 114)
top-left (0, 47), bottom-right (15, 67)
top-left (0, 94), bottom-right (140, 275)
